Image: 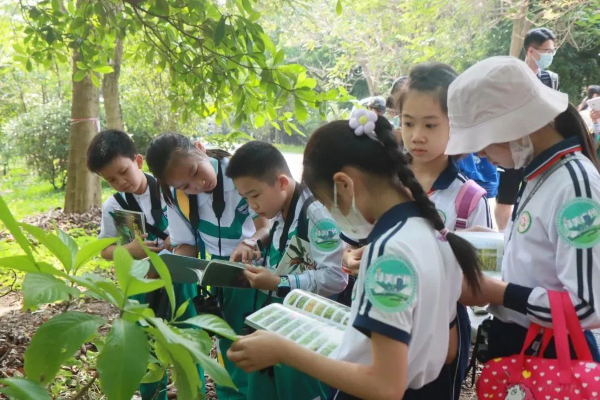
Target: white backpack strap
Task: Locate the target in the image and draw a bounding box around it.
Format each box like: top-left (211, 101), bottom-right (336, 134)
top-left (454, 179), bottom-right (486, 230)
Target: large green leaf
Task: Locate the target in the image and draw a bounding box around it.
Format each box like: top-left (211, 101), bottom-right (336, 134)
top-left (0, 196), bottom-right (34, 262)
top-left (0, 377), bottom-right (51, 400)
top-left (127, 277), bottom-right (165, 298)
top-left (142, 246), bottom-right (175, 319)
top-left (175, 314), bottom-right (237, 342)
top-left (57, 228), bottom-right (78, 269)
top-left (113, 247), bottom-right (165, 299)
top-left (21, 223), bottom-right (73, 272)
top-left (141, 363), bottom-right (165, 384)
top-left (97, 319), bottom-right (150, 400)
top-left (22, 273), bottom-right (80, 311)
top-left (0, 257), bottom-right (63, 275)
top-left (24, 311), bottom-right (105, 384)
top-left (113, 246), bottom-right (133, 296)
top-left (74, 237), bottom-right (117, 272)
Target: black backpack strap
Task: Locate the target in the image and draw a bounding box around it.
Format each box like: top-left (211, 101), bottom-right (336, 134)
top-left (145, 174), bottom-right (165, 227)
top-left (112, 192), bottom-right (129, 210)
top-left (212, 160), bottom-right (226, 257)
top-left (297, 195), bottom-right (316, 241)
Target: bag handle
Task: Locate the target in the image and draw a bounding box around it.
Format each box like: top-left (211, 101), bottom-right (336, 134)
top-left (561, 292), bottom-right (594, 361)
top-left (509, 323), bottom-right (542, 383)
top-left (549, 290), bottom-right (572, 384)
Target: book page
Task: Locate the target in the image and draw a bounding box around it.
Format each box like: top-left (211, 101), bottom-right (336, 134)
top-left (245, 303), bottom-right (345, 358)
top-left (275, 236), bottom-right (317, 276)
top-left (454, 232), bottom-right (504, 273)
top-left (113, 210), bottom-right (146, 244)
top-left (201, 260), bottom-right (250, 288)
top-left (283, 289), bottom-right (351, 328)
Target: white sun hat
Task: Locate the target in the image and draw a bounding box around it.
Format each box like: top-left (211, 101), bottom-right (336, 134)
top-left (445, 56), bottom-right (569, 155)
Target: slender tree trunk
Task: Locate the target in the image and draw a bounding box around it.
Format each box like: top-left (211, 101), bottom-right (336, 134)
top-left (509, 0), bottom-right (532, 57)
top-left (103, 38), bottom-right (124, 130)
top-left (64, 48), bottom-right (101, 213)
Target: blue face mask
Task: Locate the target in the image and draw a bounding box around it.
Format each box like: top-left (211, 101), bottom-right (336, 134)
top-left (533, 50), bottom-right (554, 70)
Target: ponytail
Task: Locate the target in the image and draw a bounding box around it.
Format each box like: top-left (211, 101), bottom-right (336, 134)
top-left (554, 104), bottom-right (599, 172)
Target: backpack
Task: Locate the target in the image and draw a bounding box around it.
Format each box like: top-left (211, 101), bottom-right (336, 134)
top-left (112, 173), bottom-right (168, 241)
top-left (454, 179), bottom-right (487, 230)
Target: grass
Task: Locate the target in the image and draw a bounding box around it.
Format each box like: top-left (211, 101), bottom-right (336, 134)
top-left (273, 143), bottom-right (305, 154)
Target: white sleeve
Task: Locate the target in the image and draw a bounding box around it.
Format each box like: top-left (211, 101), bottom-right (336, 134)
top-left (593, 122), bottom-right (600, 136)
top-left (504, 177), bottom-right (600, 329)
top-left (166, 204), bottom-right (196, 247)
top-left (288, 205), bottom-right (348, 298)
top-left (98, 196), bottom-right (120, 239)
top-left (467, 195), bottom-right (493, 229)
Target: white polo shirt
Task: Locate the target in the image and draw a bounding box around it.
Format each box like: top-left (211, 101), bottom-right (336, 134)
top-left (167, 158), bottom-right (258, 257)
top-left (429, 159), bottom-right (492, 231)
top-left (264, 186), bottom-right (347, 298)
top-left (333, 202), bottom-right (463, 390)
top-left (489, 137), bottom-right (600, 329)
top-left (99, 181), bottom-right (169, 245)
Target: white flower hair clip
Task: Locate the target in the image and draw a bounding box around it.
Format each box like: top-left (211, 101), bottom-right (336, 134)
top-left (349, 109), bottom-right (379, 142)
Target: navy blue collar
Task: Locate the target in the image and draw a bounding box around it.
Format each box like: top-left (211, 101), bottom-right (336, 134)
top-left (524, 136), bottom-right (582, 181)
top-left (367, 202), bottom-right (421, 243)
top-left (431, 158), bottom-right (459, 191)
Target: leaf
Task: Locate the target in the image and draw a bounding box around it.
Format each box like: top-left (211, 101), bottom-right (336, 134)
top-left (95, 281), bottom-right (125, 307)
top-left (294, 98), bottom-right (308, 122)
top-left (57, 228), bottom-right (78, 267)
top-left (97, 319), bottom-right (150, 400)
top-left (214, 17), bottom-right (226, 45)
top-left (92, 65), bottom-right (114, 74)
top-left (152, 0), bottom-right (170, 16)
top-left (141, 363), bottom-right (165, 384)
top-left (21, 223), bottom-right (73, 272)
top-left (0, 378), bottom-right (51, 400)
top-left (90, 72), bottom-right (100, 87)
top-left (74, 238), bottom-right (117, 272)
top-left (113, 246), bottom-right (133, 296)
top-left (142, 246), bottom-right (175, 319)
top-left (73, 69), bottom-right (87, 82)
top-left (273, 49), bottom-right (285, 66)
top-left (175, 314), bottom-right (237, 342)
top-left (0, 257), bottom-right (63, 275)
top-left (175, 299), bottom-right (191, 320)
top-left (336, 0), bottom-right (343, 15)
top-left (0, 196), bottom-right (34, 261)
top-left (22, 273), bottom-right (80, 311)
top-left (127, 278), bottom-right (165, 298)
top-left (24, 312), bottom-right (104, 384)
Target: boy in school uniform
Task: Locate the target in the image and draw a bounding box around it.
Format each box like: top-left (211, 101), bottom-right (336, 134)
top-left (226, 141), bottom-right (348, 400)
top-left (87, 129), bottom-right (198, 400)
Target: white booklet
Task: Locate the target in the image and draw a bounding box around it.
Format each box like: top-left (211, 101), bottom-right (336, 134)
top-left (455, 231), bottom-right (504, 278)
top-left (245, 289), bottom-right (350, 358)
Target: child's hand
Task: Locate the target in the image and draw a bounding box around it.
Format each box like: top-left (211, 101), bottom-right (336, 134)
top-left (161, 236), bottom-right (173, 252)
top-left (244, 265), bottom-right (280, 291)
top-left (227, 331), bottom-right (286, 372)
top-left (124, 234), bottom-right (161, 259)
top-left (591, 109), bottom-right (600, 124)
top-left (230, 242), bottom-right (261, 263)
top-left (343, 246), bottom-right (364, 276)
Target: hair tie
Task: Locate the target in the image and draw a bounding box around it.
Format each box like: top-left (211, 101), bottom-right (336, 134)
top-left (349, 109), bottom-right (379, 142)
top-left (438, 228), bottom-right (450, 242)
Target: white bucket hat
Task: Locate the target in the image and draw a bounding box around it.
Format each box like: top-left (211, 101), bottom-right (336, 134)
top-left (445, 56), bottom-right (569, 155)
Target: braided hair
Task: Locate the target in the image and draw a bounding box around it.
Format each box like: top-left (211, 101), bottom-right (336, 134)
top-left (303, 117), bottom-right (481, 292)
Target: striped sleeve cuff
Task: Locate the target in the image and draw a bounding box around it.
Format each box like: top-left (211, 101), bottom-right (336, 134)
top-left (503, 283), bottom-right (533, 314)
top-left (353, 314), bottom-right (411, 345)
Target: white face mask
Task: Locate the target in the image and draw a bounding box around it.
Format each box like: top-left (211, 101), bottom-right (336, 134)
top-left (330, 182), bottom-right (373, 240)
top-left (509, 136), bottom-right (535, 169)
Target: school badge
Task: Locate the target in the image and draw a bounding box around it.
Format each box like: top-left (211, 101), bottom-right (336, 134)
top-left (437, 209), bottom-right (446, 224)
top-left (366, 255), bottom-right (417, 313)
top-left (310, 218), bottom-right (341, 252)
top-left (517, 211), bottom-right (531, 234)
top-left (556, 198), bottom-right (600, 249)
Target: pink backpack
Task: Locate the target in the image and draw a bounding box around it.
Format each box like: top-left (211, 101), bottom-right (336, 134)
top-left (454, 179), bottom-right (486, 230)
top-left (477, 291), bottom-right (600, 400)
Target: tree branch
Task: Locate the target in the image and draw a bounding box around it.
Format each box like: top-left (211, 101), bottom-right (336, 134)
top-left (71, 371), bottom-right (98, 400)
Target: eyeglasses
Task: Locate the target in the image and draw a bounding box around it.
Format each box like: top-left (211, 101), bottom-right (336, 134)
top-left (534, 48), bottom-right (557, 56)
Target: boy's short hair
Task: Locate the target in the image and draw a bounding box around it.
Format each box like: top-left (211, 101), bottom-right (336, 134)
top-left (524, 28), bottom-right (556, 49)
top-left (87, 129), bottom-right (137, 173)
top-left (226, 141), bottom-right (291, 184)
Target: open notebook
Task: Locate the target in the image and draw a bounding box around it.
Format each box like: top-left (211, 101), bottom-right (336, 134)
top-left (455, 231), bottom-right (504, 279)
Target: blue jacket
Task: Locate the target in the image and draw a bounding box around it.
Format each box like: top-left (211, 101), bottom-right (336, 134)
top-left (458, 154), bottom-right (498, 198)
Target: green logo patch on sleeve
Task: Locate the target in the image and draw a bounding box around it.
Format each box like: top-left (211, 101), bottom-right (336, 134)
top-left (310, 218), bottom-right (341, 252)
top-left (366, 255), bottom-right (418, 313)
top-left (556, 198), bottom-right (600, 249)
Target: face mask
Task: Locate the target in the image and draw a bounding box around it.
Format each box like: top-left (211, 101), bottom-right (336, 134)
top-left (330, 182), bottom-right (373, 240)
top-left (509, 136), bottom-right (535, 169)
top-left (533, 50), bottom-right (553, 70)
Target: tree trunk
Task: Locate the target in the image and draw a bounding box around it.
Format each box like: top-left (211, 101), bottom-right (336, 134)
top-left (102, 38), bottom-right (124, 130)
top-left (64, 48), bottom-right (102, 213)
top-left (509, 0), bottom-right (532, 57)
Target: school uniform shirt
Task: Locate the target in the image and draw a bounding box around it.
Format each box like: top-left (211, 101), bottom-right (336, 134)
top-left (429, 159), bottom-right (493, 231)
top-left (334, 202), bottom-right (463, 389)
top-left (99, 182), bottom-right (169, 245)
top-left (489, 137), bottom-right (600, 329)
top-left (167, 158), bottom-right (258, 257)
top-left (264, 187), bottom-right (347, 298)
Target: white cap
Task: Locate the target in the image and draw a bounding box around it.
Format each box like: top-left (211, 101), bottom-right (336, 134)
top-left (445, 56), bottom-right (568, 155)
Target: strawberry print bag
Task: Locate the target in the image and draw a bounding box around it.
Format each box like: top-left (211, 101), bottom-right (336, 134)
top-left (477, 291), bottom-right (600, 400)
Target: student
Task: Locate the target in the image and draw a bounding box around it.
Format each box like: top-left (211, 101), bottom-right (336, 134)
top-left (145, 133), bottom-right (270, 400)
top-left (449, 56), bottom-right (600, 361)
top-left (227, 114), bottom-right (482, 399)
top-left (226, 140), bottom-right (347, 400)
top-left (396, 62), bottom-right (492, 399)
top-left (578, 85), bottom-right (600, 137)
top-left (87, 129), bottom-right (179, 400)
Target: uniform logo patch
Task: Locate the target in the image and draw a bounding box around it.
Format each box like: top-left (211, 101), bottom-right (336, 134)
top-left (437, 209), bottom-right (446, 224)
top-left (517, 211), bottom-right (532, 234)
top-left (365, 255), bottom-right (417, 313)
top-left (556, 198), bottom-right (600, 249)
top-left (237, 201), bottom-right (250, 215)
top-left (310, 218), bottom-right (341, 252)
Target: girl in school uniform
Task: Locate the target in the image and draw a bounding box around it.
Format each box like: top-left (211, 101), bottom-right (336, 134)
top-left (227, 113), bottom-right (483, 399)
top-left (146, 133), bottom-right (270, 400)
top-left (450, 56), bottom-right (600, 361)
